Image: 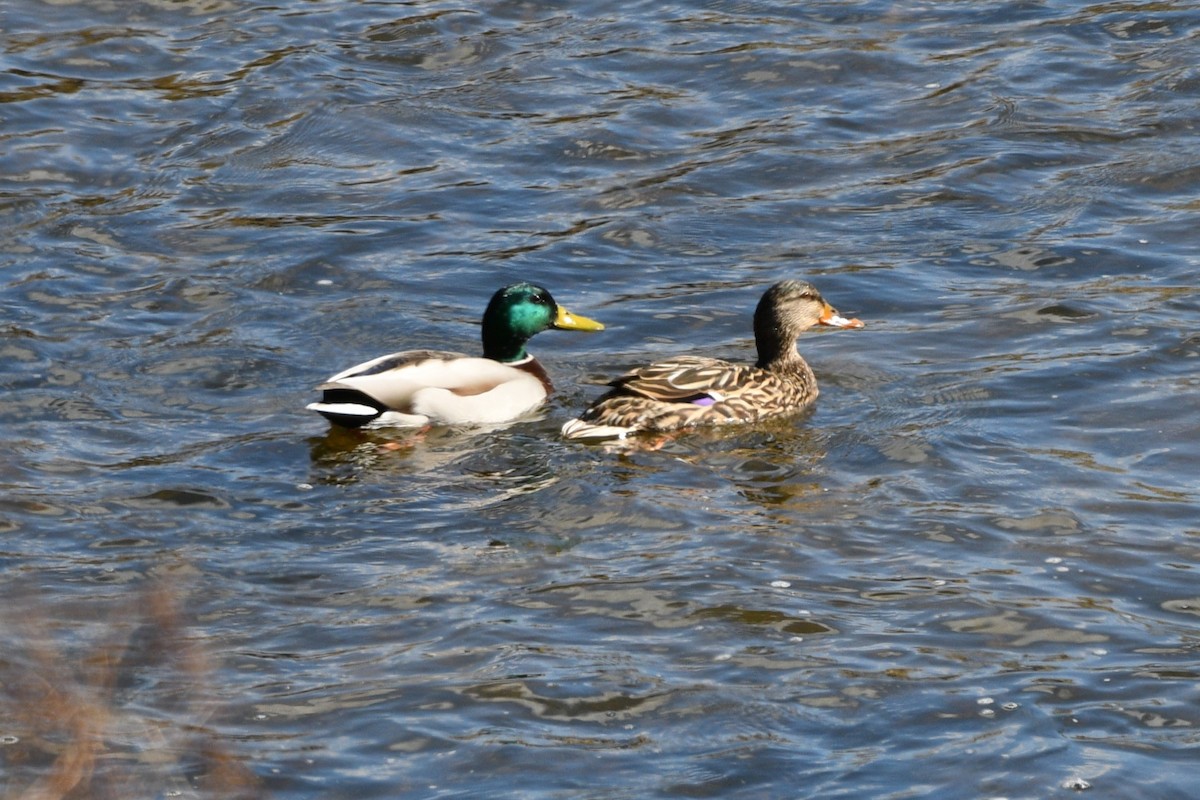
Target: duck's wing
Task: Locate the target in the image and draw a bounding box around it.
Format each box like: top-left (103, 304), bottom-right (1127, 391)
top-left (609, 355), bottom-right (756, 403)
top-left (321, 349), bottom-right (465, 384)
top-left (562, 357), bottom-right (791, 441)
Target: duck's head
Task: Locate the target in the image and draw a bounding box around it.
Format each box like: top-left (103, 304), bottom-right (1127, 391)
top-left (754, 280), bottom-right (863, 365)
top-left (482, 282), bottom-right (605, 363)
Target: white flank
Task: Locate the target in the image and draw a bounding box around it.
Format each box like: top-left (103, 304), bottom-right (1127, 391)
top-left (411, 373), bottom-right (545, 425)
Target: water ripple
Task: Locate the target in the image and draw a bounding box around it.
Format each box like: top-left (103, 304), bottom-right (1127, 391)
top-left (4, 1), bottom-right (1200, 798)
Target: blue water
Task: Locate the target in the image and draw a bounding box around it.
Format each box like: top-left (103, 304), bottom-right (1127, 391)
top-left (2, 1), bottom-right (1199, 798)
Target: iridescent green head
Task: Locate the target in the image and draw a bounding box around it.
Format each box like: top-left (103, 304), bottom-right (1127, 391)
top-left (481, 282), bottom-right (604, 363)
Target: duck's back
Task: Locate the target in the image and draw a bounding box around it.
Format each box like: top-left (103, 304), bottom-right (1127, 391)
top-left (566, 354), bottom-right (818, 437)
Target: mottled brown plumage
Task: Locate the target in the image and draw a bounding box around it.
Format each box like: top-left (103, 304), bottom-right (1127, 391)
top-left (561, 280), bottom-right (863, 441)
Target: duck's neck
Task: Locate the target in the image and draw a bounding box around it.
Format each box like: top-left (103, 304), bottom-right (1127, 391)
top-left (755, 327), bottom-right (797, 370)
top-left (482, 328), bottom-right (530, 364)
top-left (480, 339), bottom-right (552, 392)
top-left (513, 357), bottom-right (553, 394)
top-left (757, 342), bottom-right (816, 386)
top-left (769, 353), bottom-right (816, 386)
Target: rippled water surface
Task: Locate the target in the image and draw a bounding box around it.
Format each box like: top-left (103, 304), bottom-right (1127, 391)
top-left (3, 1), bottom-right (1199, 797)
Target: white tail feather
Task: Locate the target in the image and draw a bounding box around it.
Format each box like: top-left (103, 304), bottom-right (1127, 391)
top-left (561, 418), bottom-right (633, 441)
top-left (307, 401), bottom-right (378, 419)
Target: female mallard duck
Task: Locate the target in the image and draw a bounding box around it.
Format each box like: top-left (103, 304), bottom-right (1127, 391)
top-left (561, 280), bottom-right (863, 441)
top-left (308, 282), bottom-right (603, 428)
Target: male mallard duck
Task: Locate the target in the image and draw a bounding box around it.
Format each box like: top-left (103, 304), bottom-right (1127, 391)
top-left (561, 280), bottom-right (863, 441)
top-left (308, 282), bottom-right (603, 428)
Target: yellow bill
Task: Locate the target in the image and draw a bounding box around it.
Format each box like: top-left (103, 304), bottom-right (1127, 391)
top-left (554, 305), bottom-right (605, 332)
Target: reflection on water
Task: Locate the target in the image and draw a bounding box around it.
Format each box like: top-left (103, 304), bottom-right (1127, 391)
top-left (0, 580), bottom-right (259, 799)
top-left (4, 0), bottom-right (1200, 797)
